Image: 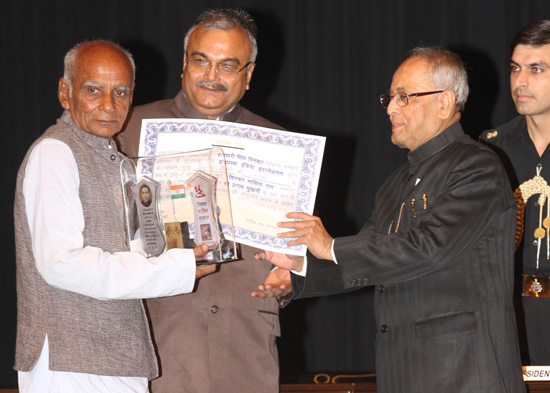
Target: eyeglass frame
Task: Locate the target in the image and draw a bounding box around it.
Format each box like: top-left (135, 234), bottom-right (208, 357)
top-left (379, 90), bottom-right (444, 108)
top-left (185, 55), bottom-right (253, 80)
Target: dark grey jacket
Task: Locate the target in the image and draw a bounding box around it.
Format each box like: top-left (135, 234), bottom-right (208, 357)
top-left (293, 122), bottom-right (525, 393)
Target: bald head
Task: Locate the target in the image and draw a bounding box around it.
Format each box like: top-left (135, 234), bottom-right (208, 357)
top-left (63, 40), bottom-right (135, 93)
top-left (58, 40), bottom-right (135, 138)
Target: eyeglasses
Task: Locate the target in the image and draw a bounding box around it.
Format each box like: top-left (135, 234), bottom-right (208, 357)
top-left (186, 58), bottom-right (252, 80)
top-left (379, 90), bottom-right (444, 108)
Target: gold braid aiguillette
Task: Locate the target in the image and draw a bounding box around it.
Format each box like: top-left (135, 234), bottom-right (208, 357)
top-left (545, 200), bottom-right (550, 260)
top-left (517, 166), bottom-right (550, 269)
top-left (535, 198), bottom-right (545, 269)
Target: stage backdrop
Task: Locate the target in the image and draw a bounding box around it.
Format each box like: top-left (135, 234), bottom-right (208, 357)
top-left (2, 0), bottom-right (550, 387)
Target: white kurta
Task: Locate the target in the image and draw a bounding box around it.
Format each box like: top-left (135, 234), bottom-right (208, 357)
top-left (19, 138), bottom-right (198, 393)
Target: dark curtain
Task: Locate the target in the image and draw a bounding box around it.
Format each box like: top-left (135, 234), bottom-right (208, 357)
top-left (2, 0), bottom-right (550, 387)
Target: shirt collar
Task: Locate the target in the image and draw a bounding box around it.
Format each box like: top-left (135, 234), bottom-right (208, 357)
top-left (517, 116), bottom-right (532, 144)
top-left (174, 89), bottom-right (242, 122)
top-left (407, 121), bottom-right (465, 166)
top-left (60, 110), bottom-right (119, 159)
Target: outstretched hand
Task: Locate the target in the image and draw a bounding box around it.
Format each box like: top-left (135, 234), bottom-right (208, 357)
top-left (277, 212), bottom-right (334, 261)
top-left (254, 250), bottom-right (304, 271)
top-left (251, 267), bottom-right (292, 298)
top-left (193, 243), bottom-right (217, 278)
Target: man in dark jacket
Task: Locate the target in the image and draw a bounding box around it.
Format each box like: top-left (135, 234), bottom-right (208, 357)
top-left (254, 46), bottom-right (525, 393)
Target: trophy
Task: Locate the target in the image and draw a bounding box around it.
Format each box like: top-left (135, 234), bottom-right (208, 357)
top-left (187, 171), bottom-right (224, 248)
top-left (129, 177), bottom-right (165, 257)
top-left (120, 148), bottom-right (237, 264)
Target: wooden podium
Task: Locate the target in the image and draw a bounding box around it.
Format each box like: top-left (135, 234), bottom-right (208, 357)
top-left (280, 381), bottom-right (550, 392)
top-left (281, 382), bottom-right (376, 392)
top-left (279, 373), bottom-right (550, 392)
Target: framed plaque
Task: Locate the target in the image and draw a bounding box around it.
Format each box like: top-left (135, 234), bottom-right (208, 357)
top-left (120, 147), bottom-right (237, 264)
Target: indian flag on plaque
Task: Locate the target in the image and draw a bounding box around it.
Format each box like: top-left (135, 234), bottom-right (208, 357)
top-left (169, 183), bottom-right (186, 200)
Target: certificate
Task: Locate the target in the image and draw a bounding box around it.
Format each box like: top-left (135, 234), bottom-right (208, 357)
top-left (138, 118), bottom-right (326, 256)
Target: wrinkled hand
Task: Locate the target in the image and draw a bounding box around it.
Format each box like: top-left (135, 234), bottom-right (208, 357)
top-left (194, 244), bottom-right (217, 278)
top-left (277, 212), bottom-right (334, 261)
top-left (195, 264), bottom-right (217, 278)
top-left (251, 267), bottom-right (292, 298)
top-left (254, 250), bottom-right (304, 271)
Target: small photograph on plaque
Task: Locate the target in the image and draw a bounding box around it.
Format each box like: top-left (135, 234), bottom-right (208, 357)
top-left (120, 148), bottom-right (237, 264)
top-left (187, 170), bottom-right (224, 250)
top-left (127, 176), bottom-right (166, 257)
